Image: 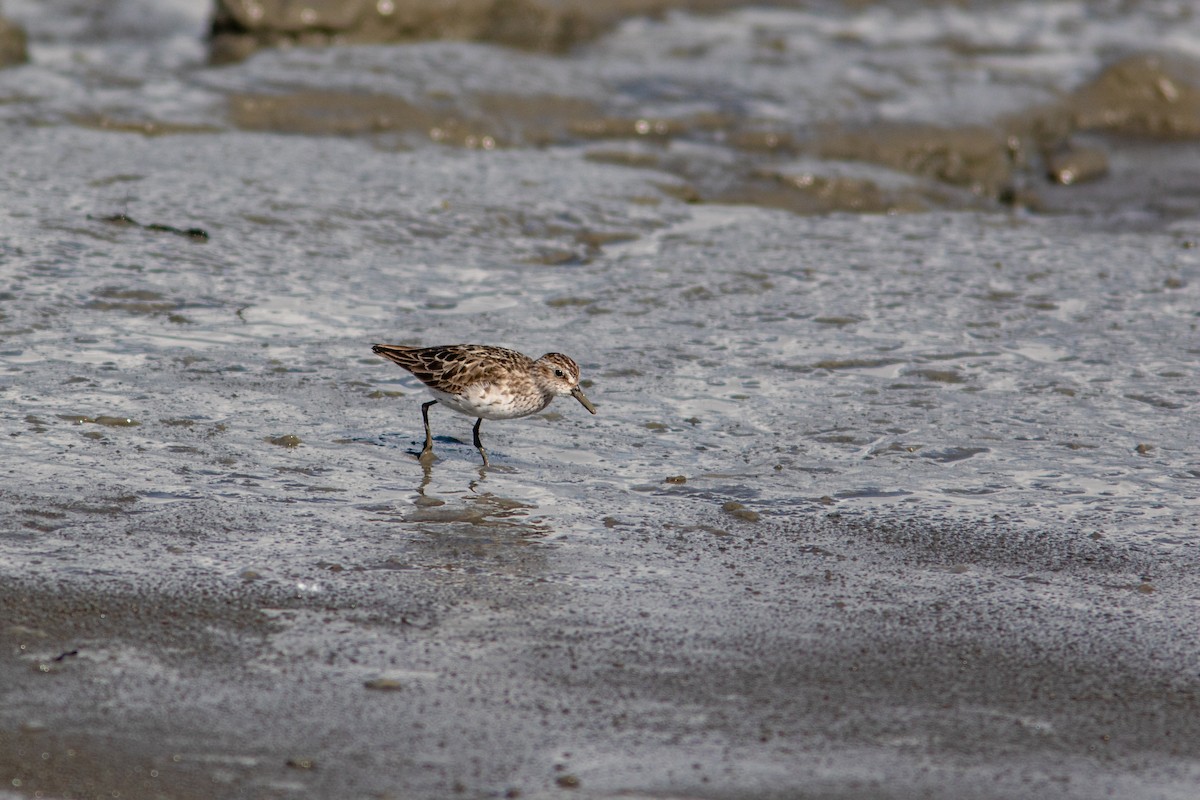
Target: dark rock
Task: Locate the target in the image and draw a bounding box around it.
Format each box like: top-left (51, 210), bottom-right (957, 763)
top-left (1067, 53), bottom-right (1200, 138)
top-left (0, 16), bottom-right (28, 67)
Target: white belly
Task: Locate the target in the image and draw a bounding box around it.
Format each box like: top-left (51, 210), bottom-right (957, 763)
top-left (429, 385), bottom-right (546, 420)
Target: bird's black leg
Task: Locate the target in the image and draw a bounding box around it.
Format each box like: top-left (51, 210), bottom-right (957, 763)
top-left (420, 400), bottom-right (438, 460)
top-left (472, 418), bottom-right (489, 466)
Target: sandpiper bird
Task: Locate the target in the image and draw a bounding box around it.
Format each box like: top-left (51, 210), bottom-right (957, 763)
top-left (371, 343), bottom-right (596, 466)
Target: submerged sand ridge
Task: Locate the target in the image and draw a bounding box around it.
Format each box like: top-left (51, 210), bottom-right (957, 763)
top-left (208, 0), bottom-right (817, 62)
top-left (216, 52), bottom-right (1200, 214)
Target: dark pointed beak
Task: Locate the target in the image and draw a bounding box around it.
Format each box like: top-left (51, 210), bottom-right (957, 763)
top-left (571, 386), bottom-right (597, 414)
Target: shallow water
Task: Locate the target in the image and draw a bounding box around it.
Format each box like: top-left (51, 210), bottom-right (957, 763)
top-left (1, 2), bottom-right (1199, 798)
top-left (4, 123), bottom-right (1195, 553)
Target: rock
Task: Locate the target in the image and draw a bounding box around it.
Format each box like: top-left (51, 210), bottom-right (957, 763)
top-left (265, 434), bottom-right (302, 447)
top-left (0, 16), bottom-right (28, 68)
top-left (1067, 53), bottom-right (1200, 138)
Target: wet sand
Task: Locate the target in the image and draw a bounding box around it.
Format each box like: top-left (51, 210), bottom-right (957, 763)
top-left (4, 499), bottom-right (1199, 799)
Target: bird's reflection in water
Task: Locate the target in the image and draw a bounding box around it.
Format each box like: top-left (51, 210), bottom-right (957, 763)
top-left (406, 458), bottom-right (550, 539)
top-left (363, 458), bottom-right (554, 579)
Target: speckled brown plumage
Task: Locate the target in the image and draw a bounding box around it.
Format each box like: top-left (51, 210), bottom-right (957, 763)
top-left (371, 343), bottom-right (596, 466)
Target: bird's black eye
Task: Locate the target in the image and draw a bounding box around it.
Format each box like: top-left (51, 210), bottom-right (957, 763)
top-left (554, 369), bottom-right (565, 378)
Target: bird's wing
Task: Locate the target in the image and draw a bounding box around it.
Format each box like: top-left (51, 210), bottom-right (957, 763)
top-left (372, 344), bottom-right (524, 395)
